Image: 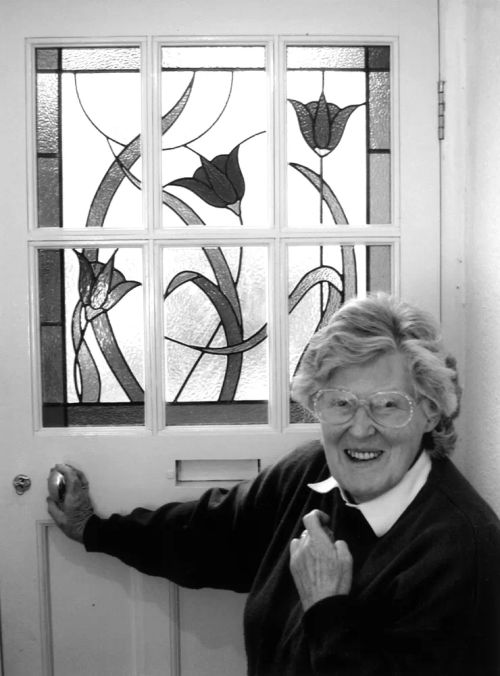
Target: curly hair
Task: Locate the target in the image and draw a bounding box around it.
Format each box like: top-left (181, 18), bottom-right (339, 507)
top-left (291, 293), bottom-right (461, 457)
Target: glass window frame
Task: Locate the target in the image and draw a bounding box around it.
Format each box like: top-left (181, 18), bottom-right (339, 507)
top-left (26, 35), bottom-right (399, 436)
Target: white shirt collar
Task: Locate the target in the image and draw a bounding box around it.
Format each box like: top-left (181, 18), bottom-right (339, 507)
top-left (307, 451), bottom-right (432, 537)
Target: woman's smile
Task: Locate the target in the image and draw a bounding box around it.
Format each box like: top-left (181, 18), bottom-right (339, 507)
top-left (343, 448), bottom-right (384, 462)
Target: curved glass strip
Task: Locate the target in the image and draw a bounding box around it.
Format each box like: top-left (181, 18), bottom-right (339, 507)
top-left (163, 246), bottom-right (269, 425)
top-left (288, 243), bottom-right (392, 423)
top-left (161, 45), bottom-right (269, 228)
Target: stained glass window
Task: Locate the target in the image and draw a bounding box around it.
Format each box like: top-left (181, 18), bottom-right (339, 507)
top-left (32, 40), bottom-right (394, 430)
top-left (161, 46), bottom-right (269, 228)
top-left (288, 244), bottom-right (392, 423)
top-left (38, 247), bottom-right (144, 426)
top-left (287, 45), bottom-right (391, 227)
top-left (163, 246), bottom-right (269, 425)
top-left (35, 46), bottom-right (142, 229)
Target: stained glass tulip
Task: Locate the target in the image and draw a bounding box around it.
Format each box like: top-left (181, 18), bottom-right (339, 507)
top-left (289, 93), bottom-right (362, 157)
top-left (169, 144), bottom-right (245, 217)
top-left (74, 249), bottom-right (141, 322)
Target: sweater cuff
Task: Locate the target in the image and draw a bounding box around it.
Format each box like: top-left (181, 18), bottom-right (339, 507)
top-left (83, 514), bottom-right (113, 553)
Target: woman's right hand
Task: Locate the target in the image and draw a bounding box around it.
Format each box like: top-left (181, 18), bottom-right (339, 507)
top-left (47, 464), bottom-right (95, 543)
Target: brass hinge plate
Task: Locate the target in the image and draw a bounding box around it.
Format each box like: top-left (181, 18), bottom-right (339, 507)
top-left (438, 80), bottom-right (445, 141)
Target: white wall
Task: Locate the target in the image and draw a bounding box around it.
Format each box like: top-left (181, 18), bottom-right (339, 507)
top-left (461, 0), bottom-right (500, 514)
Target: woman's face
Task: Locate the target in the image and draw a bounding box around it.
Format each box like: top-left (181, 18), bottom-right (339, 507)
top-left (319, 351), bottom-right (436, 503)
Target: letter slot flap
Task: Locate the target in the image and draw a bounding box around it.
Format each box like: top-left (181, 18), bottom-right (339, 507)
top-left (176, 459), bottom-right (260, 484)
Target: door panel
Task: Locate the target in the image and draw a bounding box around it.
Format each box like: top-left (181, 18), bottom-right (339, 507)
top-left (0, 0), bottom-right (439, 674)
top-left (38, 524), bottom-right (245, 676)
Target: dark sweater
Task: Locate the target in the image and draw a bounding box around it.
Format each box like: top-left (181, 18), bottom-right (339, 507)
top-left (84, 442), bottom-right (500, 675)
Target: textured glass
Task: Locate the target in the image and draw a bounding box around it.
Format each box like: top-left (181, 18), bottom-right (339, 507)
top-left (61, 48), bottom-right (140, 71)
top-left (35, 47), bottom-right (142, 229)
top-left (162, 46), bottom-right (264, 69)
top-left (369, 72), bottom-right (390, 149)
top-left (366, 245), bottom-right (391, 292)
top-left (163, 246), bottom-right (268, 425)
top-left (286, 45), bottom-right (391, 226)
top-left (41, 326), bottom-right (65, 402)
top-left (37, 48), bottom-right (59, 70)
top-left (38, 249), bottom-right (63, 322)
top-left (37, 158), bottom-right (61, 227)
top-left (288, 244), bottom-right (392, 423)
top-left (369, 153), bottom-right (391, 223)
top-left (287, 47), bottom-right (365, 69)
top-left (368, 46), bottom-right (390, 70)
top-left (38, 247), bottom-right (144, 427)
top-left (161, 46), bottom-right (268, 228)
top-left (37, 74), bottom-right (59, 153)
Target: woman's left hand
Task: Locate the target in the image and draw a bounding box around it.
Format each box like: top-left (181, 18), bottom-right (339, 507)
top-left (289, 509), bottom-right (353, 612)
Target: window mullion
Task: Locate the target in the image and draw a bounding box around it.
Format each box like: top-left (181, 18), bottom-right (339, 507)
top-left (146, 37), bottom-right (163, 433)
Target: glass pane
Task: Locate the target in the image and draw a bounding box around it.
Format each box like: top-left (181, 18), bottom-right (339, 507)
top-left (38, 247), bottom-right (144, 426)
top-left (163, 246), bottom-right (269, 425)
top-left (286, 45), bottom-right (391, 226)
top-left (161, 45), bottom-right (268, 228)
top-left (288, 243), bottom-right (392, 423)
top-left (35, 46), bottom-right (142, 229)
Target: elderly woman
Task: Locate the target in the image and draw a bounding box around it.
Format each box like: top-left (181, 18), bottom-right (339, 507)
top-left (48, 294), bottom-right (500, 675)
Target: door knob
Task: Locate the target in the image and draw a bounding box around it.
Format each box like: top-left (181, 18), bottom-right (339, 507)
top-left (47, 469), bottom-right (66, 502)
top-left (13, 474), bottom-right (32, 495)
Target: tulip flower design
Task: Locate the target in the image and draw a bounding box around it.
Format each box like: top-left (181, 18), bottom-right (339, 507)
top-left (72, 249), bottom-right (143, 403)
top-left (168, 144), bottom-right (245, 220)
top-left (74, 249), bottom-right (140, 322)
top-left (288, 92), bottom-right (362, 157)
top-left (289, 90), bottom-right (363, 222)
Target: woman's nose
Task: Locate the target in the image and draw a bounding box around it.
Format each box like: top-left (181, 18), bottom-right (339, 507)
top-left (348, 404), bottom-right (376, 437)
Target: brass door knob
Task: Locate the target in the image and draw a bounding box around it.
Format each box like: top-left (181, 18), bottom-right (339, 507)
top-left (13, 474), bottom-right (32, 495)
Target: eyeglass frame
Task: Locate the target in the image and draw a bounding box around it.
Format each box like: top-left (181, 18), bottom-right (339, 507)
top-left (311, 388), bottom-right (417, 429)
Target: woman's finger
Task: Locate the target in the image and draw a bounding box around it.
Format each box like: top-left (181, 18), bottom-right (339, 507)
top-left (53, 463), bottom-right (85, 493)
top-left (302, 510), bottom-right (334, 548)
top-left (46, 497), bottom-right (65, 526)
top-left (335, 539), bottom-right (353, 593)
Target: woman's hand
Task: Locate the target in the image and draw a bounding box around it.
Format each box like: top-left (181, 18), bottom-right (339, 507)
top-left (46, 464), bottom-right (95, 543)
top-left (289, 509), bottom-right (353, 612)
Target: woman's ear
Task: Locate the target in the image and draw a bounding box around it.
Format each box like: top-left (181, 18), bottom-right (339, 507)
top-left (421, 399), bottom-right (440, 431)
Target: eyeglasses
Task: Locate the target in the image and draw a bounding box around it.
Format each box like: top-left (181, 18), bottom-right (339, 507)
top-left (312, 388), bottom-right (416, 429)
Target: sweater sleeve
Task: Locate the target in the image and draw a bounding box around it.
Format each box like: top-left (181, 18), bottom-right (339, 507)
top-left (83, 455), bottom-right (287, 592)
top-left (301, 517), bottom-right (500, 676)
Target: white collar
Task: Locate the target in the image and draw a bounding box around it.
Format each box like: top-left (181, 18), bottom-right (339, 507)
top-left (307, 451), bottom-right (432, 537)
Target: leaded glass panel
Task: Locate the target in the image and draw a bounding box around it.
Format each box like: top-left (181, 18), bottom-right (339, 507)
top-left (35, 46), bottom-right (142, 229)
top-left (288, 243), bottom-right (392, 423)
top-left (32, 40), bottom-right (397, 430)
top-left (286, 45), bottom-right (391, 227)
top-left (163, 246), bottom-right (269, 424)
top-left (38, 247), bottom-right (144, 426)
top-left (161, 46), bottom-right (268, 228)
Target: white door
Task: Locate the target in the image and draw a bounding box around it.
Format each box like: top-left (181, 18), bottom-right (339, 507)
top-left (0, 1), bottom-right (440, 674)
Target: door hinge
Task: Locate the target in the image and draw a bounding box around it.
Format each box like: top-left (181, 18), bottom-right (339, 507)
top-left (438, 80), bottom-right (446, 141)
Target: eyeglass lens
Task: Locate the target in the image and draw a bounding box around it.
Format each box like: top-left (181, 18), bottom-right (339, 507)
top-left (314, 390), bottom-right (413, 427)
